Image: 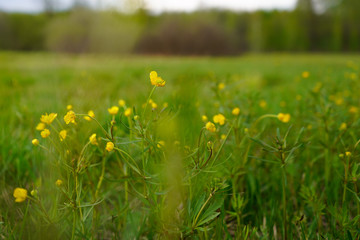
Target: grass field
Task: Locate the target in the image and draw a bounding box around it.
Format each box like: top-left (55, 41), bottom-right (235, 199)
top-left (1, 52), bottom-right (360, 239)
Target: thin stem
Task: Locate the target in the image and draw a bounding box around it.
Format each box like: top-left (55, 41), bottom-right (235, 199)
top-left (142, 86), bottom-right (157, 121)
top-left (282, 167), bottom-right (288, 240)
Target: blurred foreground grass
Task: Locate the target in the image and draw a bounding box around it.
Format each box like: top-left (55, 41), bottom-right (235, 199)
top-left (1, 52), bottom-right (360, 239)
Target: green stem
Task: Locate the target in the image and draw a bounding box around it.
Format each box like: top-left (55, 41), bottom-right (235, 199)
top-left (142, 86), bottom-right (157, 121)
top-left (282, 167), bottom-right (288, 240)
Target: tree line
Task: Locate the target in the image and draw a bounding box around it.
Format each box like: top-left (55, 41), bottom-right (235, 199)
top-left (0, 0), bottom-right (359, 55)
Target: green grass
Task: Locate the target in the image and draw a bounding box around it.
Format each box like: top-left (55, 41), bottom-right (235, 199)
top-left (1, 52), bottom-right (360, 239)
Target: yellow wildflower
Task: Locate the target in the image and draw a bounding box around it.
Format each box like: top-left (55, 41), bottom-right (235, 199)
top-left (232, 107), bottom-right (240, 116)
top-left (218, 83), bottom-right (225, 90)
top-left (55, 179), bottom-right (63, 186)
top-left (302, 71), bottom-right (310, 78)
top-left (339, 153), bottom-right (344, 158)
top-left (41, 129), bottom-right (50, 138)
top-left (157, 140), bottom-right (165, 149)
top-left (345, 151), bottom-right (351, 157)
top-left (66, 105), bottom-right (73, 110)
top-left (89, 133), bottom-right (98, 145)
top-left (349, 106), bottom-right (358, 114)
top-left (40, 113), bottom-right (57, 125)
top-left (259, 100), bottom-right (267, 109)
top-left (64, 110), bottom-right (76, 124)
top-left (13, 188), bottom-right (27, 202)
top-left (108, 106), bottom-right (119, 115)
top-left (59, 130), bottom-right (67, 141)
top-left (339, 122), bottom-right (347, 131)
top-left (106, 142), bottom-right (114, 152)
top-left (84, 110), bottom-right (95, 121)
top-left (36, 122), bottom-right (46, 131)
top-left (205, 122), bottom-right (216, 133)
top-left (221, 134), bottom-right (226, 140)
top-left (118, 99), bottom-right (126, 107)
top-left (150, 71), bottom-right (166, 87)
top-left (134, 115), bottom-right (139, 121)
top-left (151, 102), bottom-right (158, 109)
top-left (213, 114), bottom-right (226, 126)
top-left (30, 189), bottom-right (37, 197)
top-left (277, 113), bottom-right (291, 123)
top-left (32, 139), bottom-right (39, 146)
top-left (124, 108), bottom-right (132, 117)
top-left (202, 115), bottom-right (208, 122)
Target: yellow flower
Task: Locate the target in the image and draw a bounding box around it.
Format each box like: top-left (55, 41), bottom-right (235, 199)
top-left (89, 133), bottom-right (98, 145)
top-left (64, 110), bottom-right (76, 124)
top-left (339, 122), bottom-right (347, 131)
top-left (213, 114), bottom-right (226, 125)
top-left (134, 115), bottom-right (139, 121)
top-left (106, 142), bottom-right (114, 152)
top-left (41, 129), bottom-right (50, 138)
top-left (335, 97), bottom-right (343, 106)
top-left (108, 106), bottom-right (119, 115)
top-left (36, 122), bottom-right (46, 131)
top-left (150, 71), bottom-right (166, 87)
top-left (244, 128), bottom-right (249, 133)
top-left (124, 108), bottom-right (132, 117)
top-left (151, 102), bottom-right (158, 109)
top-left (205, 122), bottom-right (216, 133)
top-left (339, 153), bottom-right (344, 158)
top-left (259, 100), bottom-right (267, 109)
top-left (32, 139), bottom-right (39, 146)
top-left (55, 179), bottom-right (63, 186)
top-left (59, 130), bottom-right (67, 141)
top-left (67, 105), bottom-right (73, 110)
top-left (84, 110), bottom-right (95, 121)
top-left (277, 113), bottom-right (291, 123)
top-left (218, 83), bottom-right (225, 90)
top-left (13, 188), bottom-right (27, 202)
top-left (302, 71), bottom-right (310, 78)
top-left (349, 106), bottom-right (359, 114)
top-left (345, 151), bottom-right (351, 157)
top-left (221, 134), bottom-right (226, 140)
top-left (202, 115), bottom-right (208, 122)
top-left (30, 189), bottom-right (37, 197)
top-left (118, 99), bottom-right (126, 107)
top-left (232, 107), bottom-right (240, 116)
top-left (40, 113), bottom-right (57, 125)
top-left (157, 140), bottom-right (165, 149)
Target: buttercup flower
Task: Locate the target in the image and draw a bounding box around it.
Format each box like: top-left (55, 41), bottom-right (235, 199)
top-left (84, 110), bottom-right (95, 121)
top-left (157, 140), bottom-right (165, 149)
top-left (64, 110), bottom-right (76, 124)
top-left (349, 106), bottom-right (358, 114)
top-left (67, 105), bottom-right (73, 110)
top-left (259, 100), bottom-right (267, 108)
top-left (13, 188), bottom-right (27, 202)
top-left (32, 139), bottom-right (39, 146)
top-left (302, 71), bottom-right (310, 78)
top-left (55, 179), bottom-right (63, 186)
top-left (89, 133), bottom-right (98, 145)
top-left (41, 129), bottom-right (50, 138)
top-left (36, 122), bottom-right (46, 131)
top-left (106, 142), bottom-right (114, 152)
top-left (150, 71), bottom-right (166, 87)
top-left (339, 122), bottom-right (347, 131)
top-left (134, 115), bottom-right (139, 121)
top-left (345, 151), bottom-right (351, 157)
top-left (124, 108), bottom-right (132, 117)
top-left (151, 102), bottom-right (158, 109)
top-left (205, 122), bottom-right (216, 133)
top-left (232, 107), bottom-right (240, 116)
top-left (277, 113), bottom-right (291, 123)
top-left (118, 99), bottom-right (126, 107)
top-left (108, 106), bottom-right (119, 115)
top-left (218, 83), bottom-right (225, 90)
top-left (202, 115), bottom-right (208, 122)
top-left (213, 114), bottom-right (226, 125)
top-left (40, 113), bottom-right (57, 125)
top-left (59, 130), bottom-right (67, 141)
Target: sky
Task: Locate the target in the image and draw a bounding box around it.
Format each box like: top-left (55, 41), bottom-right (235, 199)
top-left (0, 0), bottom-right (298, 13)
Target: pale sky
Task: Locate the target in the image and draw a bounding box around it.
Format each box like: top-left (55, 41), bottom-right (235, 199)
top-left (0, 0), bottom-right (298, 13)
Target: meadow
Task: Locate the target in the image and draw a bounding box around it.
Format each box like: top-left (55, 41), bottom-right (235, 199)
top-left (0, 52), bottom-right (360, 239)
